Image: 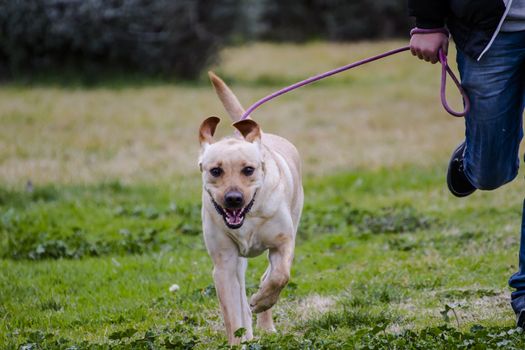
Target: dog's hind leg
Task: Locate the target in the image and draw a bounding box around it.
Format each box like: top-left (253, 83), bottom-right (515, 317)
top-left (257, 310), bottom-right (275, 332)
top-left (256, 266), bottom-right (276, 332)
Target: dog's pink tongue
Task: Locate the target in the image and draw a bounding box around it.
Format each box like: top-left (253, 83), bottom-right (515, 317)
top-left (226, 209), bottom-right (243, 225)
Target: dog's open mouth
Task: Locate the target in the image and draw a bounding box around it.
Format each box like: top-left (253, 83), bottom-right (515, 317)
top-left (207, 190), bottom-right (256, 229)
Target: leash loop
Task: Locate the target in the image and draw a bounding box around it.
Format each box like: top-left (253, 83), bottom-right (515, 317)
top-left (240, 46), bottom-right (470, 120)
top-left (438, 48), bottom-right (470, 117)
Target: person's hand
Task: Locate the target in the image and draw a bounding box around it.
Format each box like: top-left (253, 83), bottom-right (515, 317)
top-left (410, 33), bottom-right (449, 64)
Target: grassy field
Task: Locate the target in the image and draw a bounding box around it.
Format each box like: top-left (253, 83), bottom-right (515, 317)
top-left (1, 41), bottom-right (525, 349)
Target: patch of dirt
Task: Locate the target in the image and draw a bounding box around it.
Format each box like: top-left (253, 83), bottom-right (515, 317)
top-left (275, 294), bottom-right (337, 330)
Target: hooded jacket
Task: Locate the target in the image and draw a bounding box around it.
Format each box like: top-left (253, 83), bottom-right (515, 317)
top-left (408, 0), bottom-right (510, 60)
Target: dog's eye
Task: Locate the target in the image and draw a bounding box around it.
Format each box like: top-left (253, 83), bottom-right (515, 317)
top-left (242, 166), bottom-right (255, 176)
top-left (210, 167), bottom-right (223, 177)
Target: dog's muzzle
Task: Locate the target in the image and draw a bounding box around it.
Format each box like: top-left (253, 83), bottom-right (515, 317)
top-left (207, 189), bottom-right (256, 229)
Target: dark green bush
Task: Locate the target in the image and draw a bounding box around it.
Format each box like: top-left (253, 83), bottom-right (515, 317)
top-left (0, 0), bottom-right (241, 80)
top-left (258, 0), bottom-right (413, 42)
top-left (0, 0), bottom-right (413, 81)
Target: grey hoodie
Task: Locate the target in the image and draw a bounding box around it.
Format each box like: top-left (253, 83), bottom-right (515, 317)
top-left (502, 0), bottom-right (525, 31)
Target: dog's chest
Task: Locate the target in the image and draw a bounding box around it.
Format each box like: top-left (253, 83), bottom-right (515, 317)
top-left (226, 225), bottom-right (268, 257)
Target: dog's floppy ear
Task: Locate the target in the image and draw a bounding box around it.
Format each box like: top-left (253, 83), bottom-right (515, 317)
top-left (233, 119), bottom-right (261, 143)
top-left (199, 116), bottom-right (220, 146)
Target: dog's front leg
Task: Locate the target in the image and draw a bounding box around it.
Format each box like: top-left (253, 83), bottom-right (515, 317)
top-left (236, 256), bottom-right (253, 338)
top-left (250, 239), bottom-right (294, 314)
top-left (210, 247), bottom-right (253, 344)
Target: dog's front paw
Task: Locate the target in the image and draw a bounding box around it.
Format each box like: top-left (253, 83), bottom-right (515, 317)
top-left (250, 290), bottom-right (280, 313)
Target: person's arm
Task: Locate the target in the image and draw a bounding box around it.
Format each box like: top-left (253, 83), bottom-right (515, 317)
top-left (408, 0), bottom-right (450, 64)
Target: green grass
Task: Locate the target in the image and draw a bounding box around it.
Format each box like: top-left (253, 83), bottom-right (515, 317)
top-left (0, 41), bottom-right (466, 185)
top-left (1, 166), bottom-right (524, 349)
top-left (1, 41), bottom-right (525, 348)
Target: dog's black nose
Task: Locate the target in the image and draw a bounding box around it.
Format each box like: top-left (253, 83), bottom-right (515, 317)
top-left (224, 191), bottom-right (244, 209)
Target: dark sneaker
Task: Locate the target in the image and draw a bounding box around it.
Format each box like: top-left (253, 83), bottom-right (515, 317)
top-left (517, 310), bottom-right (525, 328)
top-left (447, 142), bottom-right (476, 197)
top-left (511, 296), bottom-right (525, 328)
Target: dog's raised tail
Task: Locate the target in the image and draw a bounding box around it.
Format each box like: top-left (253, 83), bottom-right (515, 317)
top-left (208, 71), bottom-right (246, 122)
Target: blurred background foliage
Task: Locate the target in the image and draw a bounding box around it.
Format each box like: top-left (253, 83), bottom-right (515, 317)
top-left (0, 0), bottom-right (413, 81)
top-left (255, 0), bottom-right (412, 42)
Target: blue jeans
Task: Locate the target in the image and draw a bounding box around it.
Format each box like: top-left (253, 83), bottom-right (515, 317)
top-left (456, 31), bottom-right (525, 302)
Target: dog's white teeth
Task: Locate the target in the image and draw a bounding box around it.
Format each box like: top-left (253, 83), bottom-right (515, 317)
top-left (225, 209), bottom-right (244, 226)
top-left (226, 209), bottom-right (241, 218)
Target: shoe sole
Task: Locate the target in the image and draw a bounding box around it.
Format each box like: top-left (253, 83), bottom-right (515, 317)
top-left (447, 142), bottom-right (476, 198)
top-left (518, 310), bottom-right (525, 328)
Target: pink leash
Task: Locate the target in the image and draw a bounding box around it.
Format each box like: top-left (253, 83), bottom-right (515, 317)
top-left (240, 45), bottom-right (470, 120)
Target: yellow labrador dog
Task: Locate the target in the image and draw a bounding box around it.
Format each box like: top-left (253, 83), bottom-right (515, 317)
top-left (198, 72), bottom-right (303, 344)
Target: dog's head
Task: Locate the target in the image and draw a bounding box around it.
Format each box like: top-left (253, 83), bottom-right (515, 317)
top-left (199, 72), bottom-right (266, 229)
top-left (199, 117), bottom-right (264, 229)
